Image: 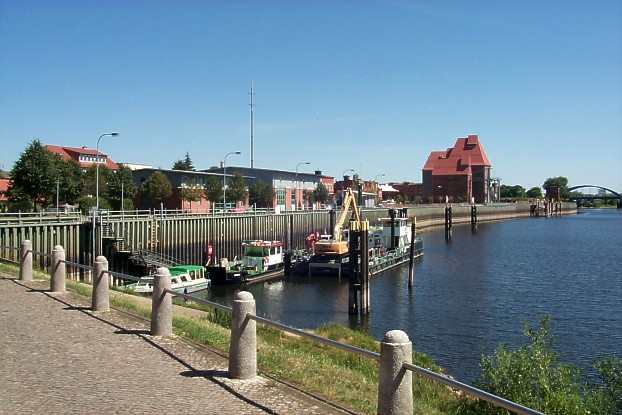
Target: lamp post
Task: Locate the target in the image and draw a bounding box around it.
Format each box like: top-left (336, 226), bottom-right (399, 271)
top-left (96, 132), bottom-right (119, 211)
top-left (295, 161), bottom-right (311, 210)
top-left (222, 151), bottom-right (241, 209)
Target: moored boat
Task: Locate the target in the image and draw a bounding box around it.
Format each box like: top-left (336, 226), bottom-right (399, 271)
top-left (128, 264), bottom-right (211, 294)
top-left (207, 240), bottom-right (285, 284)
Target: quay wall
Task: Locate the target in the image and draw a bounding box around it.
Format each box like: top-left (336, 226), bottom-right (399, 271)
top-left (0, 203), bottom-right (577, 269)
top-left (410, 202), bottom-right (577, 231)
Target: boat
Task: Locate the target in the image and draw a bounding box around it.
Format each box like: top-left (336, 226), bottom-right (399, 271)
top-left (303, 209), bottom-right (423, 276)
top-left (207, 240), bottom-right (285, 284)
top-left (128, 264), bottom-right (211, 294)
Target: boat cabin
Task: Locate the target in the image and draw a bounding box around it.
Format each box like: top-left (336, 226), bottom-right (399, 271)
top-left (241, 240), bottom-right (284, 270)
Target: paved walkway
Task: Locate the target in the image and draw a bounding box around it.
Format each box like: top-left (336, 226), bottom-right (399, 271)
top-left (0, 275), bottom-right (348, 414)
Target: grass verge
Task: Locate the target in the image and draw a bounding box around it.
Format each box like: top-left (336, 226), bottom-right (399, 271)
top-left (0, 261), bottom-right (460, 414)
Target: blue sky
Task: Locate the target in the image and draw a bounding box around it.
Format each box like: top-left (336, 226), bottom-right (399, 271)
top-left (1, 1), bottom-right (621, 190)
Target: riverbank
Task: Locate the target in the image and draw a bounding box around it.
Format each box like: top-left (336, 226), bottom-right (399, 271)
top-left (411, 202), bottom-right (577, 231)
top-left (0, 261), bottom-right (460, 415)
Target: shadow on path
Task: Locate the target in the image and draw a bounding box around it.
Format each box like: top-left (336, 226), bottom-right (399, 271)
top-left (7, 277), bottom-right (279, 415)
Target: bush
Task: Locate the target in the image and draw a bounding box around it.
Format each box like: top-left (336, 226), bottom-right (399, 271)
top-left (458, 316), bottom-right (620, 415)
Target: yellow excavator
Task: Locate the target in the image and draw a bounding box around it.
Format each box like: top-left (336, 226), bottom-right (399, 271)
top-left (314, 188), bottom-right (367, 255)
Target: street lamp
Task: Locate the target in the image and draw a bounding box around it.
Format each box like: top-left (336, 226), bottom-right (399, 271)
top-left (96, 132), bottom-right (119, 211)
top-left (222, 151), bottom-right (241, 209)
top-left (295, 161), bottom-right (311, 210)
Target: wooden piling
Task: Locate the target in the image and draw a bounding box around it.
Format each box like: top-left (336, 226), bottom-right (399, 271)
top-left (359, 222), bottom-right (369, 315)
top-left (407, 220), bottom-right (416, 288)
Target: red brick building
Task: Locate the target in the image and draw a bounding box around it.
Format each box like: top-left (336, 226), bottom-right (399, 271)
top-left (45, 145), bottom-right (119, 171)
top-left (422, 135), bottom-right (492, 203)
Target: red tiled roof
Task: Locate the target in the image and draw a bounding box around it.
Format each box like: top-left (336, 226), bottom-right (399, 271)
top-left (422, 134), bottom-right (490, 176)
top-left (45, 144), bottom-right (119, 170)
top-left (0, 178), bottom-right (10, 201)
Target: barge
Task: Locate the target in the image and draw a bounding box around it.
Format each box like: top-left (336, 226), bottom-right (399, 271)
top-left (207, 240), bottom-right (285, 285)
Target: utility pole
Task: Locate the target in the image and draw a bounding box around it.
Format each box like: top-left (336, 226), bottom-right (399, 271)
top-left (249, 81), bottom-right (255, 168)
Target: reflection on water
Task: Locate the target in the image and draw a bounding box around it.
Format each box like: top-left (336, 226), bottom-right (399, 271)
top-left (201, 209), bottom-right (622, 381)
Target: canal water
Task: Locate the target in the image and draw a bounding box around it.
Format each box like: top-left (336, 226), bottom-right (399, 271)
top-left (202, 209), bottom-right (622, 382)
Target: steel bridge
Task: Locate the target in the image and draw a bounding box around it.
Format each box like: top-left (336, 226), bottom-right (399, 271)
top-left (567, 185), bottom-right (621, 207)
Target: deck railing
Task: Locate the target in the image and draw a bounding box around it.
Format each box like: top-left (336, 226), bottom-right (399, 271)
top-left (1, 240), bottom-right (544, 415)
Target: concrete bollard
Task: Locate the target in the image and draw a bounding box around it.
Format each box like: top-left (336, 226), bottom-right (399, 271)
top-left (50, 245), bottom-right (66, 293)
top-left (92, 256), bottom-right (109, 312)
top-left (151, 267), bottom-right (172, 337)
top-left (228, 291), bottom-right (257, 379)
top-left (377, 330), bottom-right (413, 415)
top-left (20, 240), bottom-right (33, 282)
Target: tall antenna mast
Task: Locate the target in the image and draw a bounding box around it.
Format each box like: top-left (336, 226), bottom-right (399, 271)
top-left (249, 80), bottom-right (255, 168)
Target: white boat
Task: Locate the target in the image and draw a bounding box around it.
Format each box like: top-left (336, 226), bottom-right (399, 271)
top-left (129, 265), bottom-right (210, 294)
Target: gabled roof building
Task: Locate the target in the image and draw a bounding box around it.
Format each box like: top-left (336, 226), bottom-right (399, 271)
top-left (45, 145), bottom-right (119, 170)
top-left (422, 134), bottom-right (492, 203)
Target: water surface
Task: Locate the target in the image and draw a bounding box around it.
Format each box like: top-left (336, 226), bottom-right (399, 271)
top-left (203, 209), bottom-right (622, 381)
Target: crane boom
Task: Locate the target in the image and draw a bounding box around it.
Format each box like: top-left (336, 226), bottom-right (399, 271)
top-left (314, 188), bottom-right (363, 255)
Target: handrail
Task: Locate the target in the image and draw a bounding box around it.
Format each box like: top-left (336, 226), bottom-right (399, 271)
top-left (61, 259), bottom-right (93, 272)
top-left (105, 269), bottom-right (141, 282)
top-left (165, 289), bottom-right (233, 312)
top-left (248, 313), bottom-right (381, 361)
top-left (402, 362), bottom-right (543, 415)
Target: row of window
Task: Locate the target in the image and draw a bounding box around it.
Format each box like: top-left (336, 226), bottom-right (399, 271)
top-left (79, 155), bottom-right (106, 163)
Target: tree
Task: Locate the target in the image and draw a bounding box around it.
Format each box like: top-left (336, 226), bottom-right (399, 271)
top-left (311, 183), bottom-right (329, 204)
top-left (172, 152), bottom-right (194, 171)
top-left (180, 187), bottom-right (203, 209)
top-left (107, 165), bottom-right (136, 210)
top-left (81, 164), bottom-right (112, 199)
top-left (543, 176), bottom-right (569, 200)
top-left (248, 180), bottom-right (274, 207)
top-left (8, 139), bottom-right (57, 209)
top-left (500, 185), bottom-right (526, 199)
top-left (226, 173), bottom-right (247, 203)
top-left (140, 171), bottom-right (172, 206)
top-left (526, 186), bottom-right (543, 198)
top-left (204, 176), bottom-right (222, 203)
top-left (53, 156), bottom-right (83, 205)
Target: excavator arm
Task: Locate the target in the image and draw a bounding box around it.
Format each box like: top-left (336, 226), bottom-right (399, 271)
top-left (314, 188), bottom-right (361, 255)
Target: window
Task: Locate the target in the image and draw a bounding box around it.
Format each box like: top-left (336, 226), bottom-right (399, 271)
top-left (276, 189), bottom-right (285, 206)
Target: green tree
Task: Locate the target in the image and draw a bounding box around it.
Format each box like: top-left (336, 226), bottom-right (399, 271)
top-left (180, 187), bottom-right (203, 209)
top-left (248, 180), bottom-right (274, 207)
top-left (172, 152), bottom-right (194, 171)
top-left (500, 184), bottom-right (526, 199)
top-left (6, 187), bottom-right (34, 212)
top-left (107, 165), bottom-right (136, 210)
top-left (8, 139), bottom-right (57, 209)
top-left (543, 176), bottom-right (570, 200)
top-left (81, 165), bottom-right (113, 199)
top-left (53, 156), bottom-right (83, 205)
top-left (312, 183), bottom-right (329, 204)
top-left (226, 173), bottom-right (247, 203)
top-left (140, 171), bottom-right (172, 206)
top-left (526, 186), bottom-right (543, 198)
top-left (204, 176), bottom-right (223, 203)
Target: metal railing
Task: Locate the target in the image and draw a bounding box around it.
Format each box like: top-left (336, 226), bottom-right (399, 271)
top-left (166, 287), bottom-right (542, 415)
top-left (402, 363), bottom-right (543, 415)
top-left (4, 241), bottom-right (544, 415)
